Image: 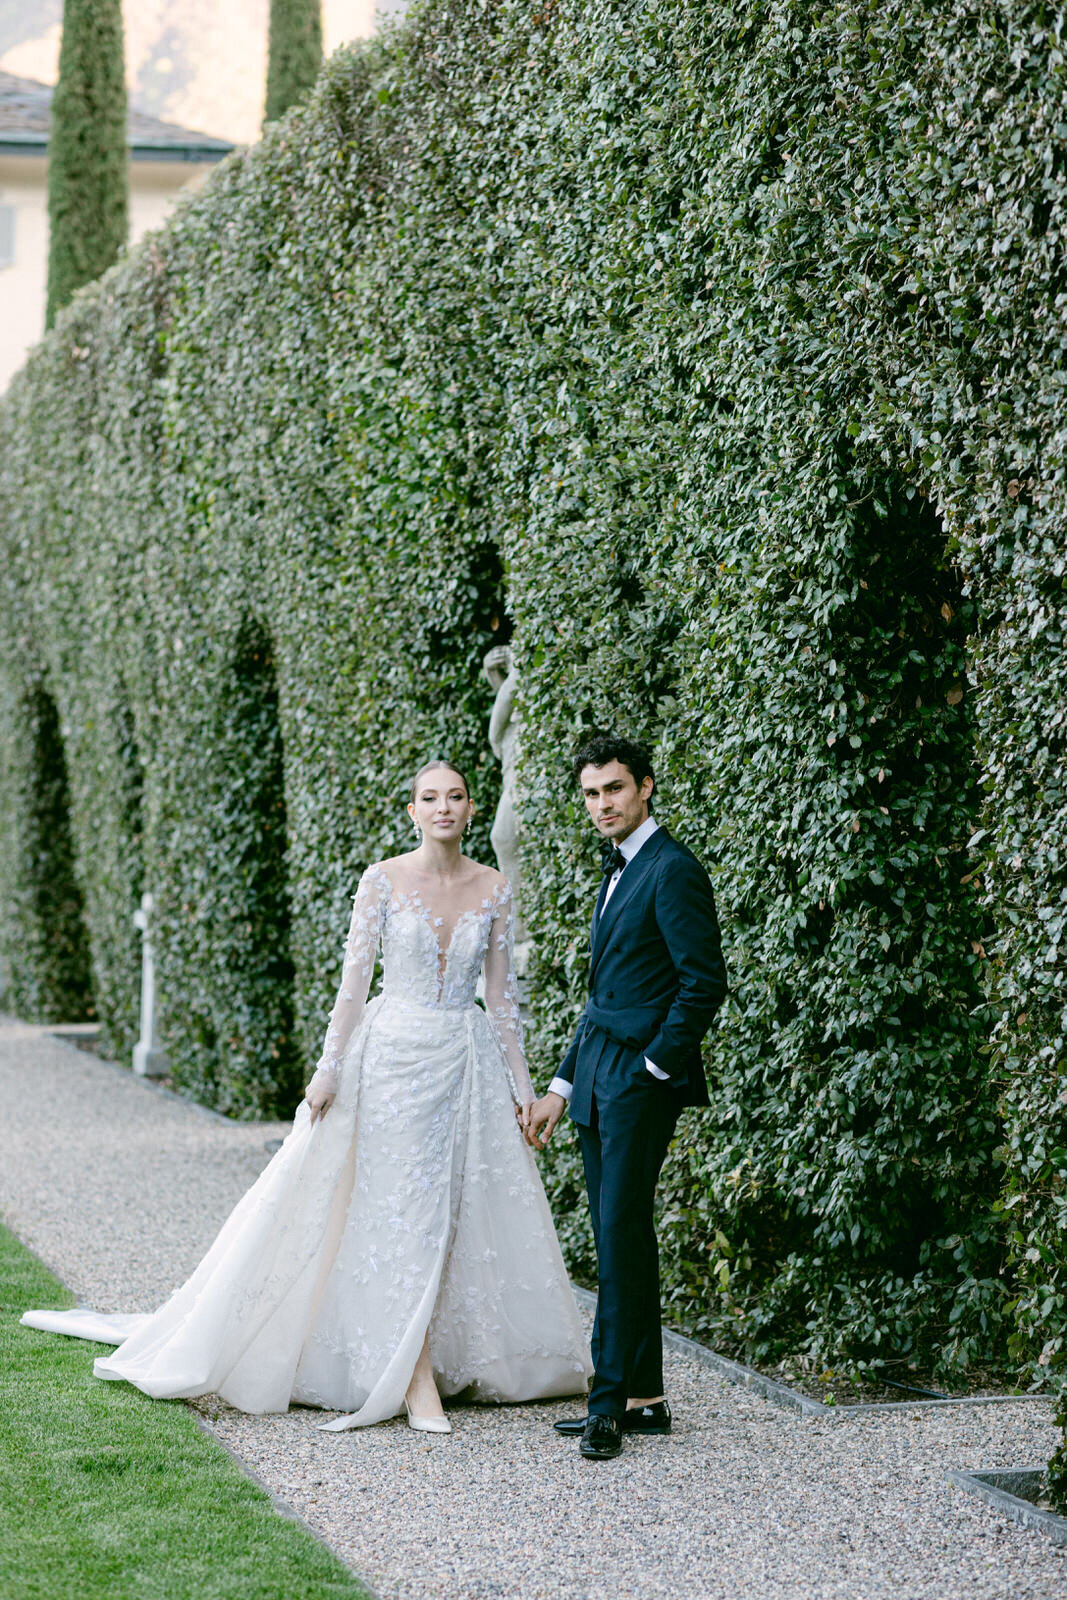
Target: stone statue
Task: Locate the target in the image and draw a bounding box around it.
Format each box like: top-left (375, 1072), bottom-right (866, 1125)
top-left (484, 643), bottom-right (529, 975)
top-left (132, 892), bottom-right (168, 1078)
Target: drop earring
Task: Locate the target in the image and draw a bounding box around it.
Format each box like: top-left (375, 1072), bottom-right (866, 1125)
top-left (412, 819), bottom-right (421, 841)
top-left (465, 815), bottom-right (473, 836)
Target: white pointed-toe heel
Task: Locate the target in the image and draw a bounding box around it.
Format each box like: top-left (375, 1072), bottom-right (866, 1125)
top-left (405, 1401), bottom-right (452, 1434)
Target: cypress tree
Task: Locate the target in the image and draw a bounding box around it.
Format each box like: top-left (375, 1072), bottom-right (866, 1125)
top-left (45, 0), bottom-right (128, 329)
top-left (265, 0), bottom-right (323, 126)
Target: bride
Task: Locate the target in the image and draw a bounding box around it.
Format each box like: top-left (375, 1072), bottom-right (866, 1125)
top-left (23, 760), bottom-right (591, 1433)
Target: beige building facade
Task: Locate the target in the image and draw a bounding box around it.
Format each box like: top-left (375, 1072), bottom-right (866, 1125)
top-left (0, 70), bottom-right (232, 394)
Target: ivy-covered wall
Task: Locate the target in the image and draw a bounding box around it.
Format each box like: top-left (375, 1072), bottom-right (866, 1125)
top-left (1, 0), bottom-right (1064, 1391)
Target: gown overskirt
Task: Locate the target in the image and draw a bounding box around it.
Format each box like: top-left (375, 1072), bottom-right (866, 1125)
top-left (22, 866), bottom-right (591, 1427)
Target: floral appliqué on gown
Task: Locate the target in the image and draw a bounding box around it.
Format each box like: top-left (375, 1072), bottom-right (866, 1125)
top-left (22, 865), bottom-right (591, 1427)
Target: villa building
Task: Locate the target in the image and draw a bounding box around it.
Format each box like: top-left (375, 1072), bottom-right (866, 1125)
top-left (0, 69), bottom-right (233, 393)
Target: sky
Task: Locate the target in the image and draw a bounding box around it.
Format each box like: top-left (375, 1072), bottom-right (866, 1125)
top-left (0, 1), bottom-right (388, 144)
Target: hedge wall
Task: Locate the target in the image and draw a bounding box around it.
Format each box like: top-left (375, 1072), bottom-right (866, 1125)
top-left (1, 0), bottom-right (1065, 1392)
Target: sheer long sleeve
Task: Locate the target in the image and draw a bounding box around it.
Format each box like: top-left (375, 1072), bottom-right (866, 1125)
top-left (483, 881), bottom-right (534, 1106)
top-left (306, 866), bottom-right (385, 1099)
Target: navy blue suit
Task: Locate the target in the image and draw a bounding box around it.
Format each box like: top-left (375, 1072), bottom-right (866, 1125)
top-left (557, 825), bottom-right (726, 1417)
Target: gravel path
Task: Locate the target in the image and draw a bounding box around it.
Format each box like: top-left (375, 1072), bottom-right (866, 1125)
top-left (2, 1016), bottom-right (1064, 1600)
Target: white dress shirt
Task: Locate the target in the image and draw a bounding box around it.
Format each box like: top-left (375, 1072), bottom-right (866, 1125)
top-left (549, 816), bottom-right (667, 1101)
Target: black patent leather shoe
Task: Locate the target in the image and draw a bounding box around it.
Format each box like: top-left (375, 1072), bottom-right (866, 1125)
top-left (623, 1400), bottom-right (672, 1435)
top-left (579, 1414), bottom-right (622, 1460)
top-left (555, 1400), bottom-right (672, 1437)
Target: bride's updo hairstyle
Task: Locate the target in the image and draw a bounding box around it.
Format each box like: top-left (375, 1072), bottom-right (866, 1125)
top-left (409, 760), bottom-right (472, 804)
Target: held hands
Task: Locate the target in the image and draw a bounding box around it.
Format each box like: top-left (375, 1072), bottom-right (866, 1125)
top-left (522, 1091), bottom-right (566, 1151)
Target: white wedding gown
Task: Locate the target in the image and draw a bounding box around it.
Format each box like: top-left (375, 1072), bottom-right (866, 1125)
top-left (22, 863), bottom-right (591, 1427)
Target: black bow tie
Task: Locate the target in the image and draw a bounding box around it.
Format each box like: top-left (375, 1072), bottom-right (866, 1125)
top-left (600, 841), bottom-right (627, 878)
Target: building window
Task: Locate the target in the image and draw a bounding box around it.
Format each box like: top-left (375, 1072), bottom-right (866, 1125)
top-left (0, 203), bottom-right (14, 269)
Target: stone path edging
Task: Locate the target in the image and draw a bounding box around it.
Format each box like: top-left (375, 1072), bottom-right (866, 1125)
top-left (571, 1286), bottom-right (1049, 1419)
top-left (948, 1469), bottom-right (1067, 1548)
top-left (41, 1026), bottom-right (236, 1125)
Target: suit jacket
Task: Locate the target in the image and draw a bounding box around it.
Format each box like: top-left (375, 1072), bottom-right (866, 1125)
top-left (557, 825), bottom-right (727, 1125)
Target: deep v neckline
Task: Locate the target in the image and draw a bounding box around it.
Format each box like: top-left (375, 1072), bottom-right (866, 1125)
top-left (404, 887), bottom-right (487, 963)
top-left (373, 866), bottom-right (500, 994)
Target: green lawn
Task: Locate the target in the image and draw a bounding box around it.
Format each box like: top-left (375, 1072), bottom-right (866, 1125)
top-left (0, 1223), bottom-right (370, 1600)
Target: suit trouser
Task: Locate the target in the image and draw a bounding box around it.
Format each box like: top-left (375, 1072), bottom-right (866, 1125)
top-left (577, 1074), bottom-right (679, 1418)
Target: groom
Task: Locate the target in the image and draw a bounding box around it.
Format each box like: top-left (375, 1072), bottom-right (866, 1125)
top-left (526, 734), bottom-right (726, 1460)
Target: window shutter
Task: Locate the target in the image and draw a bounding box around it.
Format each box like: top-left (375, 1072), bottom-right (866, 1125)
top-left (0, 204), bottom-right (14, 269)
